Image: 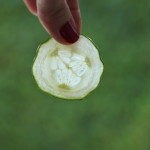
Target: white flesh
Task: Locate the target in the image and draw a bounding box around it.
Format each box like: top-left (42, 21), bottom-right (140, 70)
top-left (33, 35), bottom-right (103, 99)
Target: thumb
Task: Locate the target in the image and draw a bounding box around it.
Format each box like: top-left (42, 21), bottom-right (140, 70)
top-left (37, 0), bottom-right (79, 44)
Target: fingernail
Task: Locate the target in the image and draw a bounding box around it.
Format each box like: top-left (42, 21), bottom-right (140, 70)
top-left (60, 21), bottom-right (79, 43)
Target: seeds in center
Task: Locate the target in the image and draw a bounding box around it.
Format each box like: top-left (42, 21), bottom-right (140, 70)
top-left (50, 50), bottom-right (88, 87)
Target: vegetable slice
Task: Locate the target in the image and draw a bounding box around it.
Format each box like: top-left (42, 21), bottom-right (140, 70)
top-left (32, 35), bottom-right (103, 100)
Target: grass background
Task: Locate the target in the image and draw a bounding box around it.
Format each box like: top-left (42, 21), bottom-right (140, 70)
top-left (0, 0), bottom-right (150, 149)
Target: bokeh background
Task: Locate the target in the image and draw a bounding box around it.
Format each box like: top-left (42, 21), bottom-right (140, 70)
top-left (0, 0), bottom-right (150, 149)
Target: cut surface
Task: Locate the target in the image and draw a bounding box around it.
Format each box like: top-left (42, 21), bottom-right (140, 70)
top-left (33, 35), bottom-right (103, 100)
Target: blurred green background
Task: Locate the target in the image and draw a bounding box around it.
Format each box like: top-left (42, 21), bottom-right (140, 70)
top-left (0, 0), bottom-right (150, 150)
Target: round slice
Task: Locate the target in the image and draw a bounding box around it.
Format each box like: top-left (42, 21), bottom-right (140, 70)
top-left (32, 35), bottom-right (103, 100)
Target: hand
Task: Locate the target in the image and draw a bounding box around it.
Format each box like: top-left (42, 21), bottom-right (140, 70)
top-left (24, 0), bottom-right (81, 44)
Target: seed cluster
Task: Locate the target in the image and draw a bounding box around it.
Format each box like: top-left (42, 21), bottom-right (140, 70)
top-left (50, 50), bottom-right (88, 87)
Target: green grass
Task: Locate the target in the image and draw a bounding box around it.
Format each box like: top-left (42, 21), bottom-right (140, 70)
top-left (0, 0), bottom-right (150, 150)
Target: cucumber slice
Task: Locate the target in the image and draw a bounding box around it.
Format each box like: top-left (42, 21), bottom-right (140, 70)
top-left (32, 35), bottom-right (103, 100)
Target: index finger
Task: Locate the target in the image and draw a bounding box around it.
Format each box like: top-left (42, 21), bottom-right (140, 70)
top-left (66, 0), bottom-right (81, 33)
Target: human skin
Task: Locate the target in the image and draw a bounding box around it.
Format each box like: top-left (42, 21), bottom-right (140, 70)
top-left (24, 0), bottom-right (81, 44)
